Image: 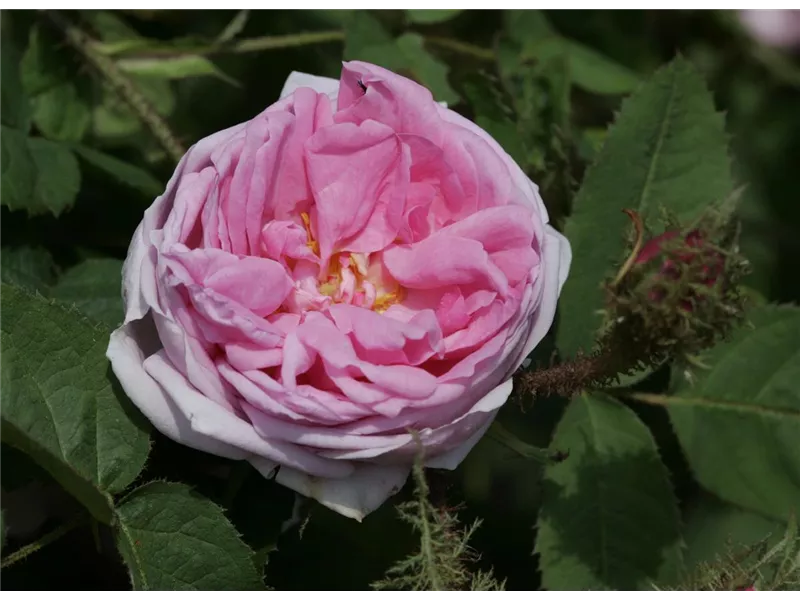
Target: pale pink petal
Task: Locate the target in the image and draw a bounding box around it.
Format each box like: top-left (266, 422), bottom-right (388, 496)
top-left (305, 120), bottom-right (409, 262)
top-left (279, 71), bottom-right (340, 100)
top-left (163, 247), bottom-right (292, 317)
top-left (144, 349), bottom-right (354, 478)
top-left (519, 225), bottom-right (572, 360)
top-left (382, 234), bottom-right (509, 295)
top-left (425, 379), bottom-right (512, 469)
top-left (107, 318), bottom-right (249, 460)
top-left (258, 462), bottom-right (409, 522)
top-left (328, 304), bottom-right (444, 365)
top-left (337, 61), bottom-right (445, 144)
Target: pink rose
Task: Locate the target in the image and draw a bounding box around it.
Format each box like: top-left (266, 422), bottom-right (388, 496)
top-left (739, 10), bottom-right (800, 49)
top-left (106, 62), bottom-right (571, 520)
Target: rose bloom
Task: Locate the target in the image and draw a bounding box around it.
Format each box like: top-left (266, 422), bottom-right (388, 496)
top-left (107, 62), bottom-right (571, 520)
top-left (739, 10), bottom-right (800, 49)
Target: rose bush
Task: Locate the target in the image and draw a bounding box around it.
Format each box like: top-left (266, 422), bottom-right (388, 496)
top-left (106, 61), bottom-right (571, 520)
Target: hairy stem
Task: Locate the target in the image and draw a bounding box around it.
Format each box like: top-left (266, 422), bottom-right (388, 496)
top-left (99, 30), bottom-right (346, 58)
top-left (41, 10), bottom-right (186, 163)
top-left (422, 36), bottom-right (495, 62)
top-left (413, 463), bottom-right (444, 591)
top-left (94, 28), bottom-right (495, 64)
top-left (1, 516), bottom-right (86, 569)
top-left (517, 328), bottom-right (650, 400)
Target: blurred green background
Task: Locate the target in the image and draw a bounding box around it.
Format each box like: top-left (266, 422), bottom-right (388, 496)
top-left (1, 9), bottom-right (798, 590)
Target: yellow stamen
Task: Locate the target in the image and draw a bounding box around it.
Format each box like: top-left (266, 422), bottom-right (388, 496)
top-left (319, 278), bottom-right (340, 297)
top-left (300, 212), bottom-right (318, 254)
top-left (373, 291), bottom-right (402, 313)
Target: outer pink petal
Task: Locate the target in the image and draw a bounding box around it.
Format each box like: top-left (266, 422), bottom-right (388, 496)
top-left (424, 379), bottom-right (512, 469)
top-left (279, 71), bottom-right (340, 101)
top-left (143, 349), bottom-right (354, 479)
top-left (519, 225), bottom-right (572, 360)
top-left (122, 122), bottom-right (249, 324)
top-left (107, 318), bottom-right (250, 460)
top-left (439, 105), bottom-right (549, 220)
top-left (252, 461), bottom-right (409, 522)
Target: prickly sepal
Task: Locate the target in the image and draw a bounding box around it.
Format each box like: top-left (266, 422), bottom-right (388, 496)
top-left (604, 201), bottom-right (750, 366)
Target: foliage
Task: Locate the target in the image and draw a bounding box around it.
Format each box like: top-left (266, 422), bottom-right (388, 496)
top-left (1, 8), bottom-right (799, 592)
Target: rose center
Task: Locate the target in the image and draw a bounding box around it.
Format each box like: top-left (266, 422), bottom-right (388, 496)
top-left (293, 212), bottom-right (404, 314)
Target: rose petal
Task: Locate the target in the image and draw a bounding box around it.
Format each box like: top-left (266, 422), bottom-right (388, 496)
top-left (143, 349), bottom-right (353, 479)
top-left (305, 120), bottom-right (410, 262)
top-left (425, 378), bottom-right (512, 469)
top-left (253, 461), bottom-right (409, 522)
top-left (280, 71), bottom-right (340, 100)
top-left (107, 317), bottom-right (249, 460)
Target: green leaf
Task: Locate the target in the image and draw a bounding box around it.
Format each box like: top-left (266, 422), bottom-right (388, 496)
top-left (556, 56), bottom-right (733, 357)
top-left (21, 24), bottom-right (91, 142)
top-left (1, 128), bottom-right (80, 217)
top-left (51, 258), bottom-right (124, 327)
top-left (503, 9), bottom-right (555, 42)
top-left (216, 10), bottom-right (250, 44)
top-left (21, 24), bottom-right (70, 96)
top-left (30, 83), bottom-right (92, 142)
top-left (26, 137), bottom-right (81, 217)
top-left (225, 463), bottom-right (296, 576)
top-left (406, 10), bottom-right (463, 24)
top-left (1, 126), bottom-right (37, 213)
top-left (535, 393), bottom-right (684, 590)
top-left (461, 77), bottom-right (525, 165)
top-left (114, 482), bottom-right (265, 590)
top-left (1, 26), bottom-right (31, 132)
top-left (343, 11), bottom-right (394, 53)
top-left (71, 145), bottom-right (163, 197)
top-left (394, 34), bottom-right (460, 106)
top-left (93, 76), bottom-right (175, 140)
top-left (117, 56), bottom-right (239, 87)
top-left (0, 283), bottom-right (150, 523)
top-left (344, 14), bottom-right (459, 105)
top-left (666, 305), bottom-right (800, 522)
top-left (503, 11), bottom-right (637, 95)
top-left (81, 10), bottom-right (143, 42)
top-left (0, 246), bottom-right (57, 292)
top-left (522, 37), bottom-right (639, 95)
top-left (683, 494), bottom-right (786, 571)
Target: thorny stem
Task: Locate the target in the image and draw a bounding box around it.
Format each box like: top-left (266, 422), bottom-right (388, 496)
top-left (422, 36), bottom-right (495, 62)
top-left (517, 347), bottom-right (631, 400)
top-left (1, 516), bottom-right (86, 569)
top-left (41, 10), bottom-right (186, 163)
top-left (517, 320), bottom-right (653, 400)
top-left (407, 434), bottom-right (444, 591)
top-left (99, 30), bottom-right (346, 58)
top-left (94, 29), bottom-right (495, 64)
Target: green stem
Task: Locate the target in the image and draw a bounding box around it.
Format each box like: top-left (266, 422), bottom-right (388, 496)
top-left (98, 30), bottom-right (346, 58)
top-left (422, 36), bottom-right (495, 62)
top-left (94, 29), bottom-right (495, 64)
top-left (41, 10), bottom-right (186, 163)
top-left (1, 516), bottom-right (85, 569)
